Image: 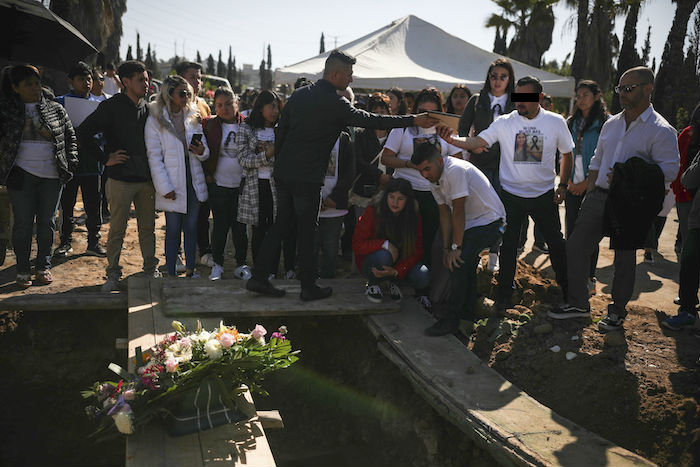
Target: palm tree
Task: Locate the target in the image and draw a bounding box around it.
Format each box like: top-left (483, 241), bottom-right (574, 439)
top-left (486, 0), bottom-right (558, 66)
top-left (612, 0), bottom-right (644, 113)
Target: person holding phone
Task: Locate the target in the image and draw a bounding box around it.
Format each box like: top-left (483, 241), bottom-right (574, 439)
top-left (145, 75), bottom-right (209, 278)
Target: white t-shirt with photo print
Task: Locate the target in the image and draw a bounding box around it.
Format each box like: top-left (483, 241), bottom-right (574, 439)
top-left (320, 137), bottom-right (348, 219)
top-left (256, 127), bottom-right (275, 179)
top-left (478, 109), bottom-right (574, 198)
top-left (214, 122), bottom-right (242, 188)
top-left (430, 157), bottom-right (506, 231)
top-left (385, 126), bottom-right (463, 191)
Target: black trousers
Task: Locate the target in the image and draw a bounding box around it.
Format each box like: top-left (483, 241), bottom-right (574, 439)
top-left (197, 187), bottom-right (212, 256)
top-left (498, 189), bottom-right (567, 302)
top-left (60, 174), bottom-right (101, 245)
top-left (252, 177), bottom-right (320, 288)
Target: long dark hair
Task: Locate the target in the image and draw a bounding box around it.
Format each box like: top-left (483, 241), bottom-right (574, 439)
top-left (445, 84), bottom-right (472, 114)
top-left (375, 178), bottom-right (418, 259)
top-left (245, 90), bottom-right (280, 129)
top-left (482, 58), bottom-right (515, 96)
top-left (386, 87), bottom-right (407, 115)
top-left (567, 79), bottom-right (609, 133)
top-left (412, 87), bottom-right (444, 114)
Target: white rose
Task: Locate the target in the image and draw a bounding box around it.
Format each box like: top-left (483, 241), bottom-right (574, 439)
top-left (113, 410), bottom-right (134, 434)
top-left (204, 339), bottom-right (223, 360)
top-left (195, 331), bottom-right (211, 343)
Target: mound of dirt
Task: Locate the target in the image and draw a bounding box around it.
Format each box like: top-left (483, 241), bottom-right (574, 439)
top-left (466, 260), bottom-right (700, 467)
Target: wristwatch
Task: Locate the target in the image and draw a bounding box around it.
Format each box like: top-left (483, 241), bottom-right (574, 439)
top-left (450, 243), bottom-right (462, 251)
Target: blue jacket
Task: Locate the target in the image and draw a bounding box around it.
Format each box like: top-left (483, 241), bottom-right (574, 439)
top-left (569, 117), bottom-right (605, 180)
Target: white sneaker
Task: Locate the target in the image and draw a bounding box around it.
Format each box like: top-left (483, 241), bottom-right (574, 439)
top-left (234, 265), bottom-right (252, 280)
top-left (101, 276), bottom-right (120, 292)
top-left (200, 253), bottom-right (215, 268)
top-left (268, 273), bottom-right (276, 281)
top-left (209, 264), bottom-right (224, 280)
top-left (487, 253), bottom-right (500, 272)
top-left (284, 269), bottom-right (296, 280)
top-left (175, 255), bottom-right (186, 273)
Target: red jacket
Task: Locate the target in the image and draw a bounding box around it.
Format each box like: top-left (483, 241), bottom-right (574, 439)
top-left (672, 127), bottom-right (694, 203)
top-left (352, 205), bottom-right (423, 279)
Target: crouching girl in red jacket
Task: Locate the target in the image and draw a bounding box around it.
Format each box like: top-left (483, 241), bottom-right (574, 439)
top-left (353, 178), bottom-right (430, 304)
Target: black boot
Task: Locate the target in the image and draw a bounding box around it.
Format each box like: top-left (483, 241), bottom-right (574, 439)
top-left (300, 284), bottom-right (332, 301)
top-left (246, 277), bottom-right (285, 297)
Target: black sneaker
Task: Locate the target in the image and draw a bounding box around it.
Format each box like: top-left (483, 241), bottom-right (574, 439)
top-left (533, 243), bottom-right (549, 254)
top-left (547, 304), bottom-right (590, 319)
top-left (365, 284), bottom-right (383, 303)
top-left (54, 242), bottom-right (73, 257)
top-left (300, 284), bottom-right (332, 301)
top-left (246, 277), bottom-right (286, 297)
top-left (85, 243), bottom-right (107, 257)
top-left (424, 318), bottom-right (458, 337)
top-left (598, 313), bottom-right (624, 332)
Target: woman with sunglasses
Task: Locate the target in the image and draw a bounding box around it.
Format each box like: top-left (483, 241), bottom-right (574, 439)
top-left (145, 75), bottom-right (209, 278)
top-left (457, 58), bottom-right (516, 272)
top-left (202, 87), bottom-right (250, 281)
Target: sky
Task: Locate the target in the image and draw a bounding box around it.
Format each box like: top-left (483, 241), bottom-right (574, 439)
top-left (120, 0), bottom-right (679, 71)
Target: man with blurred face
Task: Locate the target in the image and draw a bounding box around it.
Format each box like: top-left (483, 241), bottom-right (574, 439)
top-left (437, 76), bottom-right (575, 311)
top-left (76, 60), bottom-right (159, 292)
top-left (549, 67), bottom-right (679, 332)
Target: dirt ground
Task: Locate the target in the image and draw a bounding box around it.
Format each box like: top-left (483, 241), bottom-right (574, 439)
top-left (0, 199), bottom-right (698, 466)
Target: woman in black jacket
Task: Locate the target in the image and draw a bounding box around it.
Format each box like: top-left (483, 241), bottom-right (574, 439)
top-left (0, 65), bottom-right (78, 288)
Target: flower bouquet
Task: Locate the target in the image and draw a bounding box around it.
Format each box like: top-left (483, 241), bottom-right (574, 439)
top-left (83, 321), bottom-right (299, 440)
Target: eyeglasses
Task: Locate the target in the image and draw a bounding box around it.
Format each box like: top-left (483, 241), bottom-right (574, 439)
top-left (177, 89), bottom-right (192, 98)
top-left (489, 74), bottom-right (509, 81)
top-left (614, 83), bottom-right (644, 94)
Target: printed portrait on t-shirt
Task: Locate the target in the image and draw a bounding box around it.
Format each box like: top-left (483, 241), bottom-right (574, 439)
top-left (513, 129), bottom-right (544, 163)
top-left (23, 107), bottom-right (52, 142)
top-left (412, 133), bottom-right (441, 155)
top-left (221, 130), bottom-right (237, 158)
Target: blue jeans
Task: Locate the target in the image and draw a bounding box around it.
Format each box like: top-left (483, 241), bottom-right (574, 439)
top-left (361, 248), bottom-right (430, 290)
top-left (164, 189), bottom-right (200, 276)
top-left (8, 170), bottom-right (62, 274)
top-left (447, 219), bottom-right (504, 322)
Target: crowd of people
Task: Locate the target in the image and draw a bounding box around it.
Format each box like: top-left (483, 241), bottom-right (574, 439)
top-left (0, 48), bottom-right (696, 337)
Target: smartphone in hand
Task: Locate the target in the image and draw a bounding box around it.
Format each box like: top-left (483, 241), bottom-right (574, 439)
top-left (190, 133), bottom-right (203, 146)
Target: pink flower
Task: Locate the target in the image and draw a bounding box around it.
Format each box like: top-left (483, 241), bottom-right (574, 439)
top-left (219, 333), bottom-right (235, 348)
top-left (165, 358), bottom-right (178, 373)
top-left (123, 389), bottom-right (136, 401)
top-left (251, 324), bottom-right (267, 340)
top-left (179, 337), bottom-right (192, 349)
top-left (271, 332), bottom-right (286, 341)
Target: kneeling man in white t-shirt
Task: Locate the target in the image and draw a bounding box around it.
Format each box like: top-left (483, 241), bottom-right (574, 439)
top-left (412, 143), bottom-right (506, 336)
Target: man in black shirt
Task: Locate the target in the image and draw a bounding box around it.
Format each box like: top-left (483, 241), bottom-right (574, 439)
top-left (247, 50), bottom-right (437, 301)
top-left (77, 60), bottom-right (159, 292)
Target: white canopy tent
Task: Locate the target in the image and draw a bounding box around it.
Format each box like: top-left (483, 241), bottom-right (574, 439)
top-left (275, 15), bottom-right (575, 98)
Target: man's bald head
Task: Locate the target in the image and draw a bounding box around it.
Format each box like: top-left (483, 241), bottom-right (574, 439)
top-left (622, 66), bottom-right (655, 86)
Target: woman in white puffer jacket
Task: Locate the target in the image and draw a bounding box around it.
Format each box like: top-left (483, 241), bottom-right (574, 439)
top-left (145, 75), bottom-right (209, 277)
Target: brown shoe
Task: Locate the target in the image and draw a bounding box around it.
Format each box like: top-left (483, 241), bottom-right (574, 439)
top-left (16, 274), bottom-right (32, 288)
top-left (35, 270), bottom-right (54, 285)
